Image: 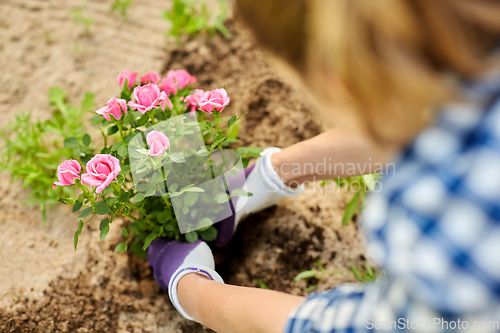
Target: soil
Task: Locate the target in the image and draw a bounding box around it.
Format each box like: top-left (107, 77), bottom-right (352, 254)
top-left (0, 1), bottom-right (367, 332)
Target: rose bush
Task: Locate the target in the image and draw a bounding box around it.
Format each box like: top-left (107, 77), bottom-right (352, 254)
top-left (0, 69), bottom-right (263, 256)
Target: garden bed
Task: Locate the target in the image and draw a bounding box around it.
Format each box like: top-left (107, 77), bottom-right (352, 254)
top-left (0, 2), bottom-right (367, 331)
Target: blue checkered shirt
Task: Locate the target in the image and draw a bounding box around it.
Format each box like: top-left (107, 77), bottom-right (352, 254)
top-left (285, 74), bottom-right (500, 333)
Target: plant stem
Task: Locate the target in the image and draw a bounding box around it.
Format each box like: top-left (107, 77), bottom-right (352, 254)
top-left (149, 111), bottom-right (157, 125)
top-left (117, 123), bottom-right (125, 141)
top-left (101, 129), bottom-right (108, 147)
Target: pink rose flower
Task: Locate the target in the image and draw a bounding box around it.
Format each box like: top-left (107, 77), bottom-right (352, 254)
top-left (140, 72), bottom-right (161, 85)
top-left (128, 84), bottom-right (173, 114)
top-left (95, 98), bottom-right (127, 121)
top-left (166, 70), bottom-right (197, 90)
top-left (158, 77), bottom-right (177, 96)
top-left (146, 130), bottom-right (170, 157)
top-left (81, 154), bottom-right (121, 194)
top-left (198, 88), bottom-right (230, 113)
top-left (181, 89), bottom-right (207, 112)
top-left (117, 70), bottom-right (138, 90)
top-left (52, 159), bottom-right (81, 189)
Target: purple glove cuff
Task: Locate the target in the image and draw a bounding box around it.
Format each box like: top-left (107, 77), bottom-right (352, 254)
top-left (147, 239), bottom-right (203, 291)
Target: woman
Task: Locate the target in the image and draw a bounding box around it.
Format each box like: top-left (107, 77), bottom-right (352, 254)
top-left (148, 1), bottom-right (500, 332)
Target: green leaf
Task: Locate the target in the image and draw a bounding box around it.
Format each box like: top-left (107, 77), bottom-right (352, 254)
top-left (122, 111), bottom-right (136, 125)
top-left (72, 201), bottom-right (83, 213)
top-left (361, 174), bottom-right (379, 192)
top-left (74, 220), bottom-right (84, 250)
top-left (215, 192), bottom-right (230, 204)
top-left (81, 92), bottom-right (94, 113)
top-left (198, 226), bottom-right (217, 242)
top-left (90, 115), bottom-right (104, 126)
top-left (157, 210), bottom-right (170, 223)
top-left (114, 242), bottom-right (128, 253)
top-left (197, 148), bottom-right (208, 156)
top-left (183, 186), bottom-right (204, 193)
top-left (184, 192), bottom-right (198, 207)
top-left (132, 193), bottom-right (145, 202)
top-left (78, 207), bottom-right (93, 219)
top-left (131, 242), bottom-right (147, 259)
top-left (64, 137), bottom-right (79, 148)
top-left (122, 227), bottom-right (129, 237)
top-left (198, 217), bottom-right (212, 228)
top-left (99, 219), bottom-right (110, 241)
top-left (136, 114), bottom-right (149, 127)
top-left (117, 144), bottom-right (128, 157)
top-left (185, 231), bottom-right (198, 243)
top-left (118, 191), bottom-right (131, 202)
top-left (111, 142), bottom-right (122, 152)
top-left (143, 228), bottom-right (160, 250)
top-left (350, 264), bottom-right (366, 283)
top-left (82, 133), bottom-right (91, 146)
top-left (294, 270), bottom-right (318, 281)
top-left (170, 153), bottom-right (185, 163)
top-left (124, 133), bottom-right (135, 144)
top-left (227, 115), bottom-right (237, 127)
top-left (210, 136), bottom-right (226, 150)
top-left (108, 125), bottom-right (119, 135)
top-left (49, 86), bottom-right (66, 105)
top-left (231, 188), bottom-right (252, 197)
top-left (255, 279), bottom-right (269, 289)
top-left (305, 284), bottom-right (318, 292)
top-left (94, 201), bottom-right (111, 215)
top-left (342, 192), bottom-right (360, 226)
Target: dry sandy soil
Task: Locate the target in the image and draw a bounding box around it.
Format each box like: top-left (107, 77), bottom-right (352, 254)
top-left (0, 1), bottom-right (367, 332)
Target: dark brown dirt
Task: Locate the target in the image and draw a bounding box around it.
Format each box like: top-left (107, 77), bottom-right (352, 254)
top-left (0, 12), bottom-right (367, 333)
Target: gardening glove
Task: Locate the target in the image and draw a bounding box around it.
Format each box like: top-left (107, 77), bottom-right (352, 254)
top-left (147, 238), bottom-right (224, 320)
top-left (215, 147), bottom-right (305, 246)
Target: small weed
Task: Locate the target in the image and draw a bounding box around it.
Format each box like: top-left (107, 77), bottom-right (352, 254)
top-left (162, 0), bottom-right (231, 42)
top-left (0, 88), bottom-right (94, 223)
top-left (351, 263), bottom-right (379, 283)
top-left (321, 174), bottom-right (380, 226)
top-left (294, 261), bottom-right (349, 292)
top-left (111, 0), bottom-right (133, 20)
top-left (43, 30), bottom-right (54, 45)
top-left (255, 280), bottom-right (269, 289)
top-left (71, 4), bottom-right (95, 36)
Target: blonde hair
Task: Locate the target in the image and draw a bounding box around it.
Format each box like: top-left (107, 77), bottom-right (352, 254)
top-left (236, 0), bottom-right (500, 145)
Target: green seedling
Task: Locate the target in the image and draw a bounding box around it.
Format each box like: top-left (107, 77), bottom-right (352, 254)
top-left (294, 261), bottom-right (349, 292)
top-left (351, 263), bottom-right (378, 283)
top-left (71, 4), bottom-right (95, 36)
top-left (0, 88), bottom-right (94, 223)
top-left (162, 0), bottom-right (231, 42)
top-left (321, 174), bottom-right (380, 226)
top-left (255, 280), bottom-right (269, 289)
top-left (111, 0), bottom-right (133, 20)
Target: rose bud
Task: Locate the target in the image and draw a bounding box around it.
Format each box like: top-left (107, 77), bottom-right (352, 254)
top-left (146, 130), bottom-right (170, 157)
top-left (181, 89), bottom-right (207, 112)
top-left (140, 72), bottom-right (161, 85)
top-left (95, 98), bottom-right (127, 121)
top-left (52, 159), bottom-right (81, 189)
top-left (117, 70), bottom-right (138, 90)
top-left (159, 77), bottom-right (177, 96)
top-left (166, 70), bottom-right (197, 90)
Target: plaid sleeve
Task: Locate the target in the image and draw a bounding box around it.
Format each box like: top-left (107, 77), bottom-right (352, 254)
top-left (286, 82), bottom-right (500, 333)
top-left (285, 282), bottom-right (386, 333)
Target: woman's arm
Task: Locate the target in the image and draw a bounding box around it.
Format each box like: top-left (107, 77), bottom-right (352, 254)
top-left (271, 127), bottom-right (393, 186)
top-left (178, 273), bottom-right (305, 333)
